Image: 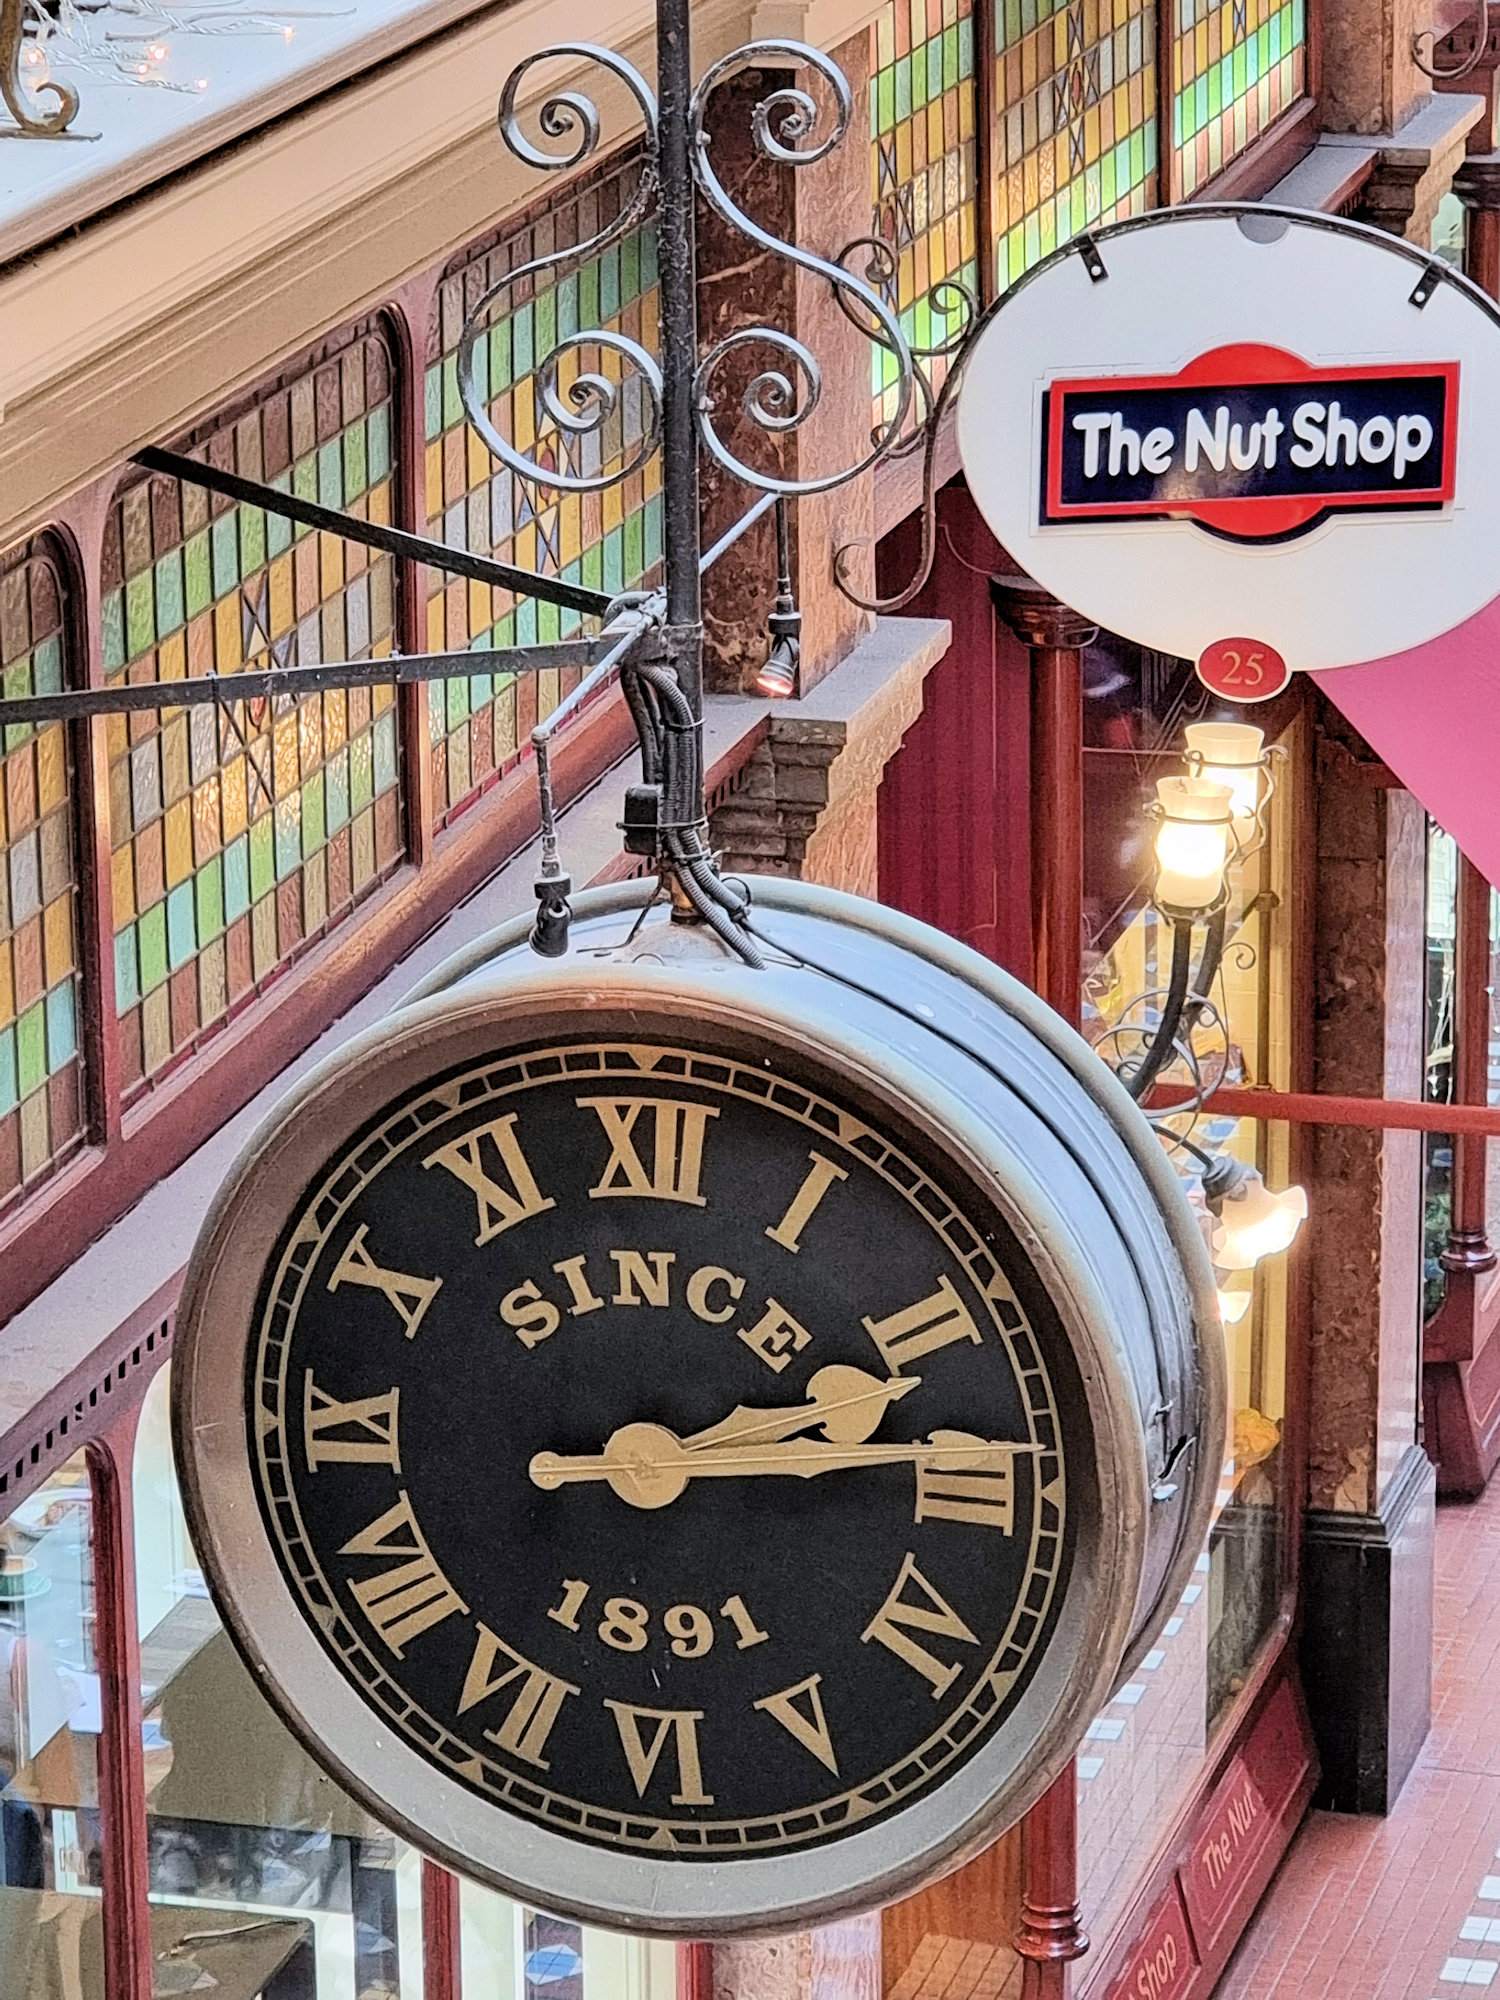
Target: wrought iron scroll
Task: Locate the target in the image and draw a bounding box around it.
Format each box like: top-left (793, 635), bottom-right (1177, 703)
top-left (456, 46), bottom-right (664, 494)
top-left (2, 0), bottom-right (80, 134)
top-left (688, 41), bottom-right (915, 497)
top-left (454, 38), bottom-right (918, 510)
top-left (1413, 0), bottom-right (1494, 80)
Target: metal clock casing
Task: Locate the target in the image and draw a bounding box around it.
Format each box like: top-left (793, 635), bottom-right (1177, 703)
top-left (173, 879), bottom-right (1222, 1936)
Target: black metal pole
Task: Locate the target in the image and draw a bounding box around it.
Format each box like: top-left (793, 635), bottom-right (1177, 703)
top-left (655, 0), bottom-right (705, 751)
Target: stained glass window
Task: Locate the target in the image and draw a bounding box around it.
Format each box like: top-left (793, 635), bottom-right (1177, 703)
top-left (993, 0), bottom-right (1157, 291)
top-left (1170, 0), bottom-right (1305, 199)
top-left (426, 153), bottom-right (663, 830)
top-left (103, 322), bottom-right (404, 1097)
top-left (0, 534), bottom-right (86, 1209)
top-left (869, 0), bottom-right (979, 434)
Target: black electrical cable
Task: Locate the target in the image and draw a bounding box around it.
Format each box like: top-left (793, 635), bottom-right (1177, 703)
top-left (1120, 919), bottom-right (1194, 1102)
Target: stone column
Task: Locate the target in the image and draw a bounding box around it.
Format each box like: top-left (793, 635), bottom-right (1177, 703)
top-left (1298, 704), bottom-right (1434, 1813)
top-left (695, 34), bottom-right (877, 697)
top-left (1456, 154), bottom-right (1500, 315)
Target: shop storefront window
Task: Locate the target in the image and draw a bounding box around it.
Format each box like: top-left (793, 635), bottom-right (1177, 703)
top-left (868, 0), bottom-right (979, 433)
top-left (460, 1879), bottom-right (677, 2000)
top-left (1076, 650), bottom-right (1297, 1955)
top-left (1423, 820), bottom-right (1458, 1318)
top-left (103, 321), bottom-right (405, 1097)
top-left (0, 1451), bottom-right (105, 1997)
top-left (133, 1366), bottom-right (426, 1999)
top-left (426, 153), bottom-right (662, 829)
top-left (993, 0), bottom-right (1157, 292)
top-left (0, 534), bottom-right (87, 1215)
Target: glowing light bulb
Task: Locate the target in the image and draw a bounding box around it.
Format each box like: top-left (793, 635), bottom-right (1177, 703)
top-left (1153, 776), bottom-right (1232, 915)
top-left (1184, 721), bottom-right (1265, 841)
top-left (1211, 1171), bottom-right (1308, 1272)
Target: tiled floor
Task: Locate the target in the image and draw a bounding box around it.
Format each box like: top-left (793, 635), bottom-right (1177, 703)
top-left (1215, 1470), bottom-right (1500, 1997)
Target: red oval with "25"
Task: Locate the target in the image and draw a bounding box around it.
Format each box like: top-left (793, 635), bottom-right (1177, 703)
top-left (1196, 638), bottom-right (1292, 703)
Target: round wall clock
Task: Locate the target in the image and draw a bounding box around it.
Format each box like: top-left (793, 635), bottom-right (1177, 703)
top-left (173, 878), bottom-right (1222, 1935)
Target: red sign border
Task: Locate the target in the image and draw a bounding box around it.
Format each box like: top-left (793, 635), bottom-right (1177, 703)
top-left (1043, 343), bottom-right (1460, 540)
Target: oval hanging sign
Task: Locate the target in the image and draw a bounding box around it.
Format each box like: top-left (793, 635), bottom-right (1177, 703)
top-left (957, 207), bottom-right (1500, 673)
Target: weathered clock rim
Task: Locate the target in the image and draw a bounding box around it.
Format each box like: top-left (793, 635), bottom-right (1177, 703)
top-left (172, 885), bottom-right (1223, 1935)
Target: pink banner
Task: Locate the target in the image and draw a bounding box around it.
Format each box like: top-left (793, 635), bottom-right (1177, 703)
top-left (1310, 594), bottom-right (1500, 887)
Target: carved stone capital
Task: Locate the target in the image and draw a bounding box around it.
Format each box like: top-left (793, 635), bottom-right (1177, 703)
top-left (990, 573), bottom-right (1099, 652)
top-left (1454, 152), bottom-right (1500, 212)
top-left (709, 717), bottom-right (847, 879)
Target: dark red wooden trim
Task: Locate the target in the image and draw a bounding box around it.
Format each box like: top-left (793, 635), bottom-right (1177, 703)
top-left (1157, 0), bottom-right (1178, 205)
top-left (1017, 1762), bottom-right (1086, 1995)
top-left (88, 1411), bottom-right (153, 2000)
top-left (677, 1941), bottom-right (714, 2000)
top-left (0, 686), bottom-right (635, 1329)
top-left (1186, 98), bottom-right (1321, 204)
top-left (1028, 643), bottom-right (1084, 1030)
top-left (1147, 1080), bottom-right (1500, 1136)
top-left (422, 1860), bottom-right (463, 2000)
top-left (975, 0), bottom-right (998, 308)
top-left (388, 294), bottom-right (436, 872)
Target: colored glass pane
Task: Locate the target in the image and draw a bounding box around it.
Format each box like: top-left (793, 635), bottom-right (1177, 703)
top-left (102, 323), bottom-right (404, 1099)
top-left (0, 535), bottom-right (86, 1214)
top-left (994, 0), bottom-right (1157, 292)
top-left (869, 0), bottom-right (980, 435)
top-left (426, 153), bottom-right (663, 830)
top-left (1170, 0), bottom-right (1305, 198)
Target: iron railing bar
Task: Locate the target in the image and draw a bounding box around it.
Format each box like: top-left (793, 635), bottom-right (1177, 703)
top-left (0, 643), bottom-right (607, 727)
top-left (698, 492), bottom-right (776, 576)
top-left (131, 446), bottom-right (614, 619)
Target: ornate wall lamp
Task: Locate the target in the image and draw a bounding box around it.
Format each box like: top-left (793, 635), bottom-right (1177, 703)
top-left (1097, 718), bottom-right (1307, 1299)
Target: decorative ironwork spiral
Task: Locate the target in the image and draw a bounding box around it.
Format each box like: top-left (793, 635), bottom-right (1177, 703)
top-left (457, 46), bottom-right (664, 496)
top-left (1412, 0), bottom-right (1492, 79)
top-left (2, 0), bottom-right (80, 136)
top-left (688, 41), bottom-right (916, 497)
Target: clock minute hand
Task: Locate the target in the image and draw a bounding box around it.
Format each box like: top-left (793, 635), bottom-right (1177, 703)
top-left (681, 1436), bottom-right (1041, 1479)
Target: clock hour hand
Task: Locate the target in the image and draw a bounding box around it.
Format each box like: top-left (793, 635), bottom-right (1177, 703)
top-left (683, 1365), bottom-right (920, 1453)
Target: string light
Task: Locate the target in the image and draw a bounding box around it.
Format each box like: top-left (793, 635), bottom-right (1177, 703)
top-left (20, 0), bottom-right (347, 101)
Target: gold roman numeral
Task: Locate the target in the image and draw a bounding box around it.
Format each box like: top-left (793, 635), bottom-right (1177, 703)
top-left (915, 1434), bottom-right (1017, 1532)
top-left (327, 1224), bottom-right (442, 1341)
top-left (753, 1673), bottom-right (839, 1774)
top-left (603, 1701), bottom-right (714, 1804)
top-left (456, 1624), bottom-right (579, 1769)
top-left (423, 1115), bottom-right (554, 1246)
top-left (863, 1275), bottom-right (983, 1373)
top-left (303, 1373), bottom-right (401, 1473)
top-left (765, 1152), bottom-right (849, 1253)
top-left (578, 1097), bottom-right (718, 1206)
top-left (339, 1494), bottom-right (468, 1655)
top-left (861, 1553), bottom-right (979, 1698)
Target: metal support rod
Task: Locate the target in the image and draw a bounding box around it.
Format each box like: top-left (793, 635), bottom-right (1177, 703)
top-left (655, 0), bottom-right (705, 735)
top-left (699, 491), bottom-right (777, 575)
top-left (133, 446), bottom-right (613, 619)
top-left (0, 642), bottom-right (611, 729)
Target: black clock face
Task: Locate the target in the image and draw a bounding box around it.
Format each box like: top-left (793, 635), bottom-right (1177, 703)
top-left (248, 1037), bottom-right (1082, 1860)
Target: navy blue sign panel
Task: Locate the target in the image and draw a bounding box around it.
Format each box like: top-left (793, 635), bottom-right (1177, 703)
top-left (1041, 343), bottom-right (1458, 542)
